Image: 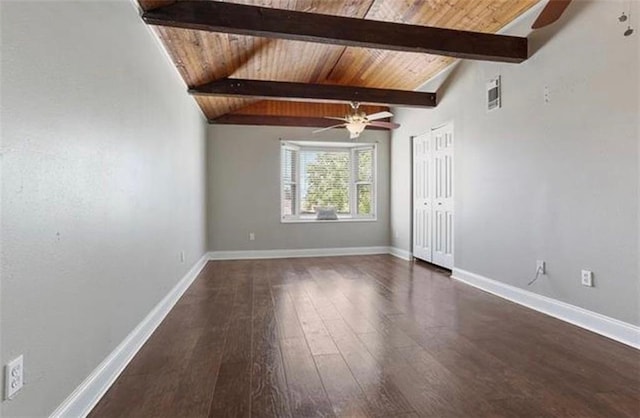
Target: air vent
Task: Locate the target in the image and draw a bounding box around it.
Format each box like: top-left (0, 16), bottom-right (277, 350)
top-left (487, 76), bottom-right (501, 112)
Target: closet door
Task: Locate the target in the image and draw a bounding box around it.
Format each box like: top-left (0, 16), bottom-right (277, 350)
top-left (412, 133), bottom-right (432, 262)
top-left (412, 123), bottom-right (454, 269)
top-left (431, 123), bottom-right (454, 269)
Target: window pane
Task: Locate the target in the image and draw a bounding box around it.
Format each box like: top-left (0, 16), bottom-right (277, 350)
top-left (357, 184), bottom-right (372, 215)
top-left (282, 184), bottom-right (296, 216)
top-left (300, 150), bottom-right (350, 214)
top-left (356, 148), bottom-right (373, 182)
top-left (282, 148), bottom-right (296, 183)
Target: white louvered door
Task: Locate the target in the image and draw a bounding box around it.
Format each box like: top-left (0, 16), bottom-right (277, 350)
top-left (412, 133), bottom-right (432, 262)
top-left (412, 123), bottom-right (454, 269)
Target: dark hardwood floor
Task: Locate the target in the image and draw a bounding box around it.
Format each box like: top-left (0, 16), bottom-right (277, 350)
top-left (90, 255), bottom-right (640, 418)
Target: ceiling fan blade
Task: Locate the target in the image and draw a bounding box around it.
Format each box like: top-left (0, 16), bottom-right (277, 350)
top-left (531, 0), bottom-right (572, 29)
top-left (313, 123), bottom-right (347, 134)
top-left (324, 116), bottom-right (350, 122)
top-left (369, 121), bottom-right (401, 129)
top-left (366, 111), bottom-right (394, 121)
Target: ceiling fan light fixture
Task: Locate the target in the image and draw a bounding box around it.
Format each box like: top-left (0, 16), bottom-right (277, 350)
top-left (346, 121), bottom-right (367, 139)
top-left (315, 102), bottom-right (400, 138)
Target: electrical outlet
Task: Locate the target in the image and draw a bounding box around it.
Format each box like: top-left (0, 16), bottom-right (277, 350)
top-left (581, 270), bottom-right (594, 287)
top-left (536, 260), bottom-right (546, 275)
top-left (5, 355), bottom-right (24, 400)
top-left (179, 251), bottom-right (185, 263)
top-left (249, 232), bottom-right (255, 241)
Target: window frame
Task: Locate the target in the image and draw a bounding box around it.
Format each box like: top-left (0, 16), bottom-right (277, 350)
top-left (280, 140), bottom-right (377, 223)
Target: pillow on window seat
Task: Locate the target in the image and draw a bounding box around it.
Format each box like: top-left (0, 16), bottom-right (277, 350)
top-left (316, 207), bottom-right (338, 220)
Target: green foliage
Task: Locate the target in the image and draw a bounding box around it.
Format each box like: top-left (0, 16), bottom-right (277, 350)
top-left (302, 152), bottom-right (349, 213)
top-left (357, 149), bottom-right (372, 182)
top-left (300, 148), bottom-right (373, 216)
top-left (357, 184), bottom-right (371, 215)
top-left (356, 149), bottom-right (372, 215)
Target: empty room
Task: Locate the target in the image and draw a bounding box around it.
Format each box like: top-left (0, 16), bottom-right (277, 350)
top-left (1, 0), bottom-right (639, 417)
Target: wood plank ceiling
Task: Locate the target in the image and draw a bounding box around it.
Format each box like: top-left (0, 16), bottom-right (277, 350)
top-left (138, 0), bottom-right (540, 124)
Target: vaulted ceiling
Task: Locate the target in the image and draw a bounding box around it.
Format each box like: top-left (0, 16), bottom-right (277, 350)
top-left (138, 0), bottom-right (540, 125)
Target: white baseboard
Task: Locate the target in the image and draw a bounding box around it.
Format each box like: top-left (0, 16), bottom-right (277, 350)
top-left (208, 246), bottom-right (390, 260)
top-left (50, 254), bottom-right (209, 418)
top-left (452, 268), bottom-right (640, 350)
top-left (388, 247), bottom-right (412, 261)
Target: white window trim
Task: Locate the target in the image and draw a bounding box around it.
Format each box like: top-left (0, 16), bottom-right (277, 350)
top-left (280, 140), bottom-right (377, 223)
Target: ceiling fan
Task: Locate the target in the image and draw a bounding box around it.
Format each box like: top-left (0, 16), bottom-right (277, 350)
top-left (531, 0), bottom-right (572, 29)
top-left (313, 102), bottom-right (400, 139)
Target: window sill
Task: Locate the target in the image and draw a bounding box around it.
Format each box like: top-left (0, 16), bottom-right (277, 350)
top-left (281, 217), bottom-right (377, 224)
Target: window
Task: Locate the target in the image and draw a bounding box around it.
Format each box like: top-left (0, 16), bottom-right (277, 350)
top-left (281, 140), bottom-right (376, 222)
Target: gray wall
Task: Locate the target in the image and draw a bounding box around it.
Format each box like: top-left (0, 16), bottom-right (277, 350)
top-left (1, 1), bottom-right (207, 416)
top-left (208, 125), bottom-right (390, 251)
top-left (391, 0), bottom-right (639, 325)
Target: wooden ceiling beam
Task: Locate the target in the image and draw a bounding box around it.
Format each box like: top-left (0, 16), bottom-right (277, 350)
top-left (142, 1), bottom-right (529, 63)
top-left (209, 114), bottom-right (389, 130)
top-left (190, 78), bottom-right (436, 108)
